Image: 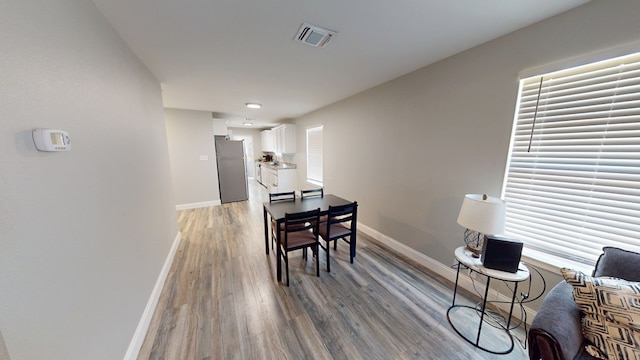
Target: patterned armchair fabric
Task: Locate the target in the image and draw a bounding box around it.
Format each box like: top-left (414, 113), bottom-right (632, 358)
top-left (561, 268), bottom-right (640, 360)
top-left (529, 247), bottom-right (640, 360)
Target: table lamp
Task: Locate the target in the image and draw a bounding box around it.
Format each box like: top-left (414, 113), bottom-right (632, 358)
top-left (456, 194), bottom-right (506, 257)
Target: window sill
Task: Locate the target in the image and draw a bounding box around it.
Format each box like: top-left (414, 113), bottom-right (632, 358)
top-left (306, 179), bottom-right (323, 187)
top-left (521, 247), bottom-right (594, 275)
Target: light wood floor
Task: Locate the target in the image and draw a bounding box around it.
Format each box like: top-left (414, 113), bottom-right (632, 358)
top-left (138, 182), bottom-right (528, 359)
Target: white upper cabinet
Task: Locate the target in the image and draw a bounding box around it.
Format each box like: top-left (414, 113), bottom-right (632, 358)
top-left (213, 119), bottom-right (228, 136)
top-left (261, 130), bottom-right (274, 152)
top-left (273, 124), bottom-right (296, 154)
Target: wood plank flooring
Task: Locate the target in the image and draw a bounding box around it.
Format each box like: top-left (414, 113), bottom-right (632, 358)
top-left (138, 182), bottom-right (528, 359)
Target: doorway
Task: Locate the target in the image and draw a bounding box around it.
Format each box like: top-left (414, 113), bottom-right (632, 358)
top-left (232, 134), bottom-right (254, 179)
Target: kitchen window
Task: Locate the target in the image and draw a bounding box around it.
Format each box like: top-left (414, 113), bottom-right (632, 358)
top-left (306, 125), bottom-right (323, 186)
top-left (502, 51), bottom-right (640, 266)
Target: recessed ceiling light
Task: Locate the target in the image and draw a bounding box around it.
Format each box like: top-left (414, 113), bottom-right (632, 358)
top-left (246, 103), bottom-right (262, 109)
top-left (243, 119), bottom-right (253, 126)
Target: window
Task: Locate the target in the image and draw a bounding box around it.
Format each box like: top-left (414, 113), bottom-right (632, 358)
top-left (306, 125), bottom-right (323, 186)
top-left (502, 52), bottom-right (640, 266)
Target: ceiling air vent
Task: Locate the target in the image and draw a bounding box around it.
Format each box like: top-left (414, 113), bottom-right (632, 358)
top-left (294, 22), bottom-right (337, 48)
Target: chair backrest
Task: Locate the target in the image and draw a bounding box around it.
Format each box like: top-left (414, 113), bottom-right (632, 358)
top-left (269, 191), bottom-right (295, 202)
top-left (593, 246), bottom-right (640, 281)
top-left (283, 208), bottom-right (320, 246)
top-left (327, 201), bottom-right (357, 229)
top-left (301, 188), bottom-right (323, 199)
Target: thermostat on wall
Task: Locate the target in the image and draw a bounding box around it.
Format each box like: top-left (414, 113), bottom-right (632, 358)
top-left (32, 129), bottom-right (71, 152)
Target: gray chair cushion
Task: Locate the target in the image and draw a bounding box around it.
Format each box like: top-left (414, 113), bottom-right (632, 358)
top-left (593, 246), bottom-right (640, 281)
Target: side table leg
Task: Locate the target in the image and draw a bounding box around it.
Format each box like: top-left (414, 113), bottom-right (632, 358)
top-left (452, 262), bottom-right (461, 306)
top-left (476, 277), bottom-right (492, 345)
top-left (506, 282), bottom-right (519, 330)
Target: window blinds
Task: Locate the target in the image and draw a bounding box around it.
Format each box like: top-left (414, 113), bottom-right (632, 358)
top-left (306, 126), bottom-right (323, 184)
top-left (503, 52), bottom-right (640, 265)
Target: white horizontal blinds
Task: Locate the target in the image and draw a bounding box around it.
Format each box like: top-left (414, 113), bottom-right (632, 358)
top-left (307, 126), bottom-right (323, 184)
top-left (504, 52), bottom-right (640, 265)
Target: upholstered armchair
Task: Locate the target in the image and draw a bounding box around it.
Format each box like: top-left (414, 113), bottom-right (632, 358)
top-left (528, 247), bottom-right (640, 360)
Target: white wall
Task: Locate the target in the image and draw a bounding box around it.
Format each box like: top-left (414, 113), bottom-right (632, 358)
top-left (230, 127), bottom-right (263, 163)
top-left (230, 127), bottom-right (263, 178)
top-left (165, 108), bottom-right (221, 208)
top-left (0, 1), bottom-right (179, 359)
top-left (294, 0), bottom-right (640, 309)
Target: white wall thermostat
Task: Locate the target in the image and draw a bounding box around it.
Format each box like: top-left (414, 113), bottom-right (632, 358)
top-left (32, 129), bottom-right (71, 152)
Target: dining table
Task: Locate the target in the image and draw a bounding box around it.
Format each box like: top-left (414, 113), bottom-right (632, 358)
top-left (263, 194), bottom-right (355, 282)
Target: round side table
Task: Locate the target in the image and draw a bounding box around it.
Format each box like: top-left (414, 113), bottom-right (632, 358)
top-left (446, 246), bottom-right (530, 354)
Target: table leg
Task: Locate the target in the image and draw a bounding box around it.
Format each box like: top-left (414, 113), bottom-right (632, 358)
top-left (476, 277), bottom-right (492, 345)
top-left (263, 206), bottom-right (269, 255)
top-left (451, 262), bottom-right (461, 306)
top-left (506, 282), bottom-right (518, 330)
top-left (276, 220), bottom-right (282, 282)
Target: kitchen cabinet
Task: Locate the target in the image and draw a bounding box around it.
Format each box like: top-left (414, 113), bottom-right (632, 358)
top-left (259, 164), bottom-right (269, 186)
top-left (213, 119), bottom-right (228, 136)
top-left (258, 163), bottom-right (296, 193)
top-left (273, 124), bottom-right (296, 154)
top-left (261, 130), bottom-right (274, 152)
top-left (255, 162), bottom-right (262, 184)
top-left (279, 169), bottom-right (296, 192)
top-left (264, 167), bottom-right (276, 190)
top-left (269, 168), bottom-right (296, 193)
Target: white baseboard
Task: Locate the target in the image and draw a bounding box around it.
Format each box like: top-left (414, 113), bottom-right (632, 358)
top-left (124, 231), bottom-right (182, 360)
top-left (357, 222), bottom-right (537, 324)
top-left (175, 200), bottom-right (220, 211)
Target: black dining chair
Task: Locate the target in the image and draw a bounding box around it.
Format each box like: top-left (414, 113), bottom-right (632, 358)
top-left (279, 208), bottom-right (321, 286)
top-left (319, 201), bottom-right (358, 272)
top-left (269, 191), bottom-right (296, 251)
top-left (301, 188), bottom-right (323, 199)
top-left (301, 188), bottom-right (327, 223)
top-left (270, 191), bottom-right (296, 202)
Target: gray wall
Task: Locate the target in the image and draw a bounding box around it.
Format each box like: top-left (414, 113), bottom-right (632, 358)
top-left (0, 1), bottom-right (178, 359)
top-left (165, 108), bottom-right (220, 206)
top-left (294, 0), bottom-right (640, 309)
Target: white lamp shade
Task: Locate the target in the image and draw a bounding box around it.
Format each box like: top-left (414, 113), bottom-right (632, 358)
top-left (457, 194), bottom-right (506, 235)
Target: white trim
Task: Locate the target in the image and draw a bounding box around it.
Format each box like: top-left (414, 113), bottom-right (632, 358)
top-left (357, 223), bottom-right (453, 277)
top-left (306, 179), bottom-right (323, 187)
top-left (124, 232), bottom-right (182, 360)
top-left (519, 40), bottom-right (640, 79)
top-left (175, 200), bottom-right (220, 211)
top-left (357, 222), bottom-right (537, 324)
top-left (521, 248), bottom-right (592, 275)
top-left (306, 125), bottom-right (323, 185)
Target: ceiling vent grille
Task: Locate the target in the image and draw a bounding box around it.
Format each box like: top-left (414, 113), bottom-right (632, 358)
top-left (294, 22), bottom-right (337, 48)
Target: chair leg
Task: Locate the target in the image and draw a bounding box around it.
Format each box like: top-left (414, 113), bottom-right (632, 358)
top-left (326, 239), bottom-right (331, 272)
top-left (351, 234), bottom-right (356, 263)
top-left (316, 244), bottom-right (320, 277)
top-left (285, 251), bottom-right (290, 286)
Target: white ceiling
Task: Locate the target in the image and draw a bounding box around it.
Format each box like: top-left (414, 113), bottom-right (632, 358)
top-left (91, 0), bottom-right (589, 129)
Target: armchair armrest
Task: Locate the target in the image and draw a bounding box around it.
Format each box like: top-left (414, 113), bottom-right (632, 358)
top-left (529, 281), bottom-right (587, 360)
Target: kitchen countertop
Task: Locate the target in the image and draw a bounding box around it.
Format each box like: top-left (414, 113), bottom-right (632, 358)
top-left (256, 161), bottom-right (297, 170)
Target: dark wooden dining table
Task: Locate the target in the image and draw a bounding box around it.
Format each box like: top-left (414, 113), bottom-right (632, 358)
top-left (263, 194), bottom-right (355, 282)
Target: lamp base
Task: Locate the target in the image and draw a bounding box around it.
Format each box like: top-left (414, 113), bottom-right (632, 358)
top-left (463, 228), bottom-right (485, 258)
top-left (465, 246), bottom-right (481, 258)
